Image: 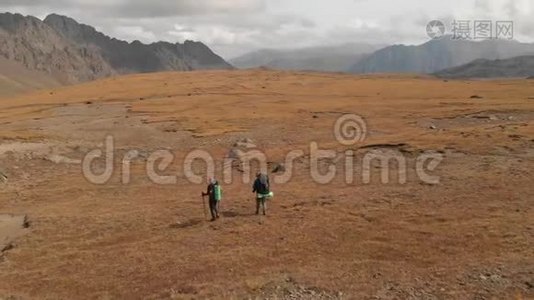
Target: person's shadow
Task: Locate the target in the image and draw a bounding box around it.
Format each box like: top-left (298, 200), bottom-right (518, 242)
top-left (221, 211), bottom-right (256, 218)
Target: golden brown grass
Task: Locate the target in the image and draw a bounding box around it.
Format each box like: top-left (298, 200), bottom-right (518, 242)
top-left (0, 70), bottom-right (533, 299)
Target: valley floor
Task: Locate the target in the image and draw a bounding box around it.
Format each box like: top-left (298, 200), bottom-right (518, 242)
top-left (0, 70), bottom-right (533, 299)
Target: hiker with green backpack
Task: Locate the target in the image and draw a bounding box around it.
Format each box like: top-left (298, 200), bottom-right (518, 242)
top-left (253, 173), bottom-right (274, 215)
top-left (202, 178), bottom-right (222, 221)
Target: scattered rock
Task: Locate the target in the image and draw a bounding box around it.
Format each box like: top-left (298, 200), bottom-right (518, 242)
top-left (470, 114), bottom-right (491, 119)
top-left (164, 128), bottom-right (178, 133)
top-left (470, 95), bottom-right (483, 99)
top-left (256, 276), bottom-right (342, 299)
top-left (228, 148), bottom-right (244, 159)
top-left (359, 143), bottom-right (410, 152)
top-left (22, 216), bottom-right (30, 228)
top-left (429, 124), bottom-right (437, 130)
top-left (85, 101), bottom-right (93, 105)
top-left (1, 242), bottom-right (14, 253)
top-left (0, 171), bottom-right (7, 183)
top-left (0, 214), bottom-right (29, 256)
top-left (312, 115), bottom-right (319, 119)
top-left (271, 163), bottom-right (286, 173)
top-left (242, 137), bottom-right (254, 144)
top-left (508, 134), bottom-right (523, 140)
top-left (233, 138), bottom-right (256, 149)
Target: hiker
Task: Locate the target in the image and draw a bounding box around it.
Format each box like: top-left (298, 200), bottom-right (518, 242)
top-left (202, 178), bottom-right (222, 221)
top-left (252, 173), bottom-right (273, 215)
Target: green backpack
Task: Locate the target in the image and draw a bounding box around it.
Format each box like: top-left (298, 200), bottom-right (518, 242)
top-left (213, 184), bottom-right (222, 201)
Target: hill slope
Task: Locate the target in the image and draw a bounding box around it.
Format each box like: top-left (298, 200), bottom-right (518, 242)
top-left (434, 55), bottom-right (534, 78)
top-left (350, 37), bottom-right (534, 74)
top-left (0, 13), bottom-right (115, 84)
top-left (0, 57), bottom-right (61, 97)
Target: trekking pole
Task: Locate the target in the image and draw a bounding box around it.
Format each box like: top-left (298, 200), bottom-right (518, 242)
top-left (201, 194), bottom-right (208, 220)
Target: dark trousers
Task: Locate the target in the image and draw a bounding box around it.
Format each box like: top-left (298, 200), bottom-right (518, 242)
top-left (256, 198), bottom-right (266, 215)
top-left (209, 199), bottom-right (219, 220)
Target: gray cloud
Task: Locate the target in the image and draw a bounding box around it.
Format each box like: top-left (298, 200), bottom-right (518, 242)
top-left (109, 0), bottom-right (266, 18)
top-left (1, 0), bottom-right (532, 59)
top-left (2, 0), bottom-right (266, 18)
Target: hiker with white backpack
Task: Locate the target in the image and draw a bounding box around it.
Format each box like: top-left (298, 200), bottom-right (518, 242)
top-left (252, 173), bottom-right (273, 215)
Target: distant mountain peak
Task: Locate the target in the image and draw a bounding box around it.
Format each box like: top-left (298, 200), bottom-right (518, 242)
top-left (349, 37), bottom-right (534, 74)
top-left (0, 12), bottom-right (232, 85)
top-left (0, 12), bottom-right (42, 32)
top-left (44, 13), bottom-right (77, 23)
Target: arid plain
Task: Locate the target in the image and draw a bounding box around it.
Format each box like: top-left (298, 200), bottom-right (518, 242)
top-left (0, 70), bottom-right (533, 299)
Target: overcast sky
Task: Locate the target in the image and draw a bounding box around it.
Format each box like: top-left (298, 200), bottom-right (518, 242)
top-left (1, 0), bottom-right (533, 59)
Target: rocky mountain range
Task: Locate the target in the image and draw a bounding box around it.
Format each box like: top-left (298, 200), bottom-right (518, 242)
top-left (0, 56), bottom-right (61, 97)
top-left (230, 43), bottom-right (383, 72)
top-left (0, 12), bottom-right (232, 86)
top-left (2, 11), bottom-right (534, 92)
top-left (349, 37), bottom-right (534, 74)
top-left (434, 55), bottom-right (534, 79)
top-left (232, 38), bottom-right (534, 77)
